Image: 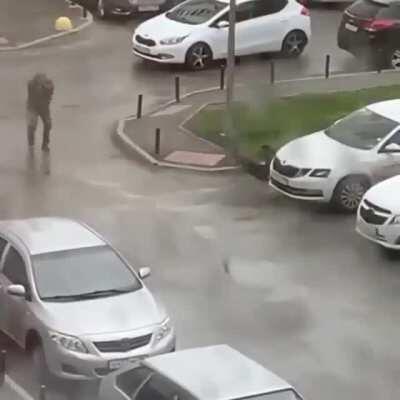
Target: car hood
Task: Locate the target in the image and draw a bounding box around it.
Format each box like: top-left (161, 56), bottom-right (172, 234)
top-left (134, 14), bottom-right (200, 41)
top-left (41, 288), bottom-right (167, 336)
top-left (276, 131), bottom-right (364, 169)
top-left (363, 175), bottom-right (400, 214)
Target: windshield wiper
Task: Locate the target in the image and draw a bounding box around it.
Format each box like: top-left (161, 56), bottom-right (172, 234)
top-left (42, 287), bottom-right (135, 302)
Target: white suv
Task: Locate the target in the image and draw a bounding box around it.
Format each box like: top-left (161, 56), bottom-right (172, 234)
top-left (132, 0), bottom-right (311, 70)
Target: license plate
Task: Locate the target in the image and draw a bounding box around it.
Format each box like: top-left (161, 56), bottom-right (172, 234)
top-left (135, 44), bottom-right (151, 54)
top-left (138, 5), bottom-right (160, 11)
top-left (272, 172), bottom-right (288, 186)
top-left (109, 357), bottom-right (142, 370)
top-left (345, 23), bottom-right (358, 32)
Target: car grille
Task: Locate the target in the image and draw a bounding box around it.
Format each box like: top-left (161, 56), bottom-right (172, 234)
top-left (270, 178), bottom-right (323, 198)
top-left (272, 157), bottom-right (299, 178)
top-left (135, 35), bottom-right (156, 47)
top-left (94, 334), bottom-right (152, 353)
top-left (360, 200), bottom-right (391, 225)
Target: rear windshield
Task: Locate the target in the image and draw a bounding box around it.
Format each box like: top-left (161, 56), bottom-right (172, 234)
top-left (348, 0), bottom-right (400, 18)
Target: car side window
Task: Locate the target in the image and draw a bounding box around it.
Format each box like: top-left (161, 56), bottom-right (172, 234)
top-left (236, 1), bottom-right (256, 22)
top-left (2, 247), bottom-right (29, 287)
top-left (254, 0), bottom-right (288, 17)
top-left (136, 373), bottom-right (193, 400)
top-left (385, 130), bottom-right (400, 146)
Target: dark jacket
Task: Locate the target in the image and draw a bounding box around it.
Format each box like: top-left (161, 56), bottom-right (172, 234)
top-left (27, 73), bottom-right (54, 112)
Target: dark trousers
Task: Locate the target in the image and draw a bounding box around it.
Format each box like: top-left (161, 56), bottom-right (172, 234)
top-left (26, 106), bottom-right (51, 148)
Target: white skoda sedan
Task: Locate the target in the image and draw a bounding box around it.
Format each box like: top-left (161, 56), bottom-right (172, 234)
top-left (132, 0), bottom-right (311, 70)
top-left (270, 99), bottom-right (400, 212)
top-left (356, 175), bottom-right (400, 249)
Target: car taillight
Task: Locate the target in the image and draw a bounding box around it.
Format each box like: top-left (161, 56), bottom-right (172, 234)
top-left (301, 6), bottom-right (310, 16)
top-left (362, 18), bottom-right (397, 31)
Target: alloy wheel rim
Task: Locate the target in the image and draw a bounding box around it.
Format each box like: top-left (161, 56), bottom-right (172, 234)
top-left (285, 33), bottom-right (304, 55)
top-left (340, 182), bottom-right (365, 210)
top-left (191, 45), bottom-right (209, 69)
top-left (391, 50), bottom-right (400, 69)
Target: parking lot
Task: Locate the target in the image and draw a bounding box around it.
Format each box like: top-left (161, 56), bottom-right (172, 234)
top-left (1, 3), bottom-right (400, 400)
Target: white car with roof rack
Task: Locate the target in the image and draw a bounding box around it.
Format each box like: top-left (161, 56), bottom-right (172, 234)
top-left (131, 0), bottom-right (311, 70)
top-left (99, 345), bottom-right (304, 400)
top-left (356, 175), bottom-right (400, 249)
top-left (269, 99), bottom-right (400, 212)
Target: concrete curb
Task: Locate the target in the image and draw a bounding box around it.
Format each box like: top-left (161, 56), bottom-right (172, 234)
top-left (0, 8), bottom-right (93, 52)
top-left (116, 67), bottom-right (400, 172)
top-left (116, 119), bottom-right (239, 172)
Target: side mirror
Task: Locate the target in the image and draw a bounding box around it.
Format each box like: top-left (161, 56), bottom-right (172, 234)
top-left (381, 142), bottom-right (400, 153)
top-left (7, 284), bottom-right (26, 298)
top-left (216, 20), bottom-right (229, 29)
top-left (139, 267), bottom-right (151, 280)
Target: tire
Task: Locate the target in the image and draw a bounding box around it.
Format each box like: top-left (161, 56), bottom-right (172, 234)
top-left (185, 43), bottom-right (213, 71)
top-left (97, 0), bottom-right (107, 18)
top-left (332, 176), bottom-right (370, 213)
top-left (386, 47), bottom-right (400, 70)
top-left (281, 30), bottom-right (307, 58)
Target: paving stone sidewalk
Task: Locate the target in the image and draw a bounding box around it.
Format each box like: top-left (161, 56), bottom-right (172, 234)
top-left (118, 69), bottom-right (400, 170)
top-left (0, 0), bottom-right (89, 49)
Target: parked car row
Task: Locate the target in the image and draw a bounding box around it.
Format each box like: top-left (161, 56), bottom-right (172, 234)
top-left (0, 218), bottom-right (302, 399)
top-left (269, 98), bottom-right (400, 249)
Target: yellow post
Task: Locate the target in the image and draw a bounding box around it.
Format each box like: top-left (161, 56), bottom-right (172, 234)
top-left (54, 17), bottom-right (73, 32)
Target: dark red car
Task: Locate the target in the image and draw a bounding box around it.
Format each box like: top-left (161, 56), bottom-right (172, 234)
top-left (338, 0), bottom-right (400, 69)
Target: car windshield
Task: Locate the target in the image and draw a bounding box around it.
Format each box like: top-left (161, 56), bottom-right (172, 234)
top-left (166, 0), bottom-right (227, 25)
top-left (239, 390), bottom-right (301, 400)
top-left (324, 108), bottom-right (398, 150)
top-left (32, 246), bottom-right (142, 301)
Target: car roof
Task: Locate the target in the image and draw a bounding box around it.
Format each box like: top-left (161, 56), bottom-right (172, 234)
top-left (0, 217), bottom-right (105, 255)
top-left (367, 99), bottom-right (400, 124)
top-left (143, 345), bottom-right (293, 400)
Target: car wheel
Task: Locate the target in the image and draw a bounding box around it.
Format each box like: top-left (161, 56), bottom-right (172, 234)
top-left (281, 30), bottom-right (307, 58)
top-left (387, 48), bottom-right (400, 70)
top-left (332, 176), bottom-right (369, 213)
top-left (185, 43), bottom-right (212, 71)
top-left (97, 0), bottom-right (107, 18)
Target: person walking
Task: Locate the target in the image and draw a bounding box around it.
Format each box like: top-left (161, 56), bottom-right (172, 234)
top-left (26, 73), bottom-right (54, 152)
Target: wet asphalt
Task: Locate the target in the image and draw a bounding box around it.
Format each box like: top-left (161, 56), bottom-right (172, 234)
top-left (0, 5), bottom-right (399, 400)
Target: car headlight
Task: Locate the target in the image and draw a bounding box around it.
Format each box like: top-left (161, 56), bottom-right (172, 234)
top-left (160, 36), bottom-right (187, 45)
top-left (296, 168), bottom-right (311, 177)
top-left (310, 169), bottom-right (331, 178)
top-left (50, 331), bottom-right (88, 354)
top-left (154, 319), bottom-right (172, 342)
top-left (390, 215), bottom-right (400, 225)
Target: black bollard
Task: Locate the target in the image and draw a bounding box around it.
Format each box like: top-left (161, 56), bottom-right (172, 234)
top-left (220, 64), bottom-right (225, 90)
top-left (325, 54), bottom-right (331, 79)
top-left (137, 94), bottom-right (143, 119)
top-left (270, 60), bottom-right (275, 84)
top-left (0, 350), bottom-right (6, 386)
top-left (39, 385), bottom-right (47, 400)
top-left (155, 128), bottom-right (161, 155)
top-left (175, 76), bottom-right (180, 103)
top-left (82, 7), bottom-right (88, 19)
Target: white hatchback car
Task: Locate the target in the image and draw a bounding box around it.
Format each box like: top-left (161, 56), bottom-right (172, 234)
top-left (270, 99), bottom-right (400, 212)
top-left (132, 0), bottom-right (311, 70)
top-left (356, 175), bottom-right (400, 249)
